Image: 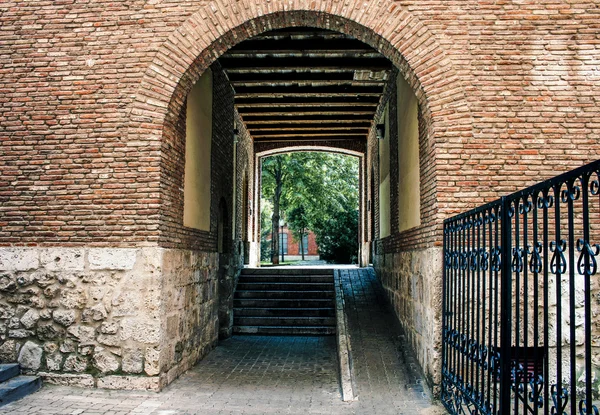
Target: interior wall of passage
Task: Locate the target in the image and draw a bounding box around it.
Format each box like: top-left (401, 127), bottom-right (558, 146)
top-left (378, 104), bottom-right (391, 239)
top-left (396, 75), bottom-right (421, 233)
top-left (184, 69), bottom-right (213, 232)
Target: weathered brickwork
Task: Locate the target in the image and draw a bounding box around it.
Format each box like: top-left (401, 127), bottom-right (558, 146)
top-left (1, 0), bottom-right (600, 393)
top-left (254, 140), bottom-right (367, 157)
top-left (234, 111), bottom-right (254, 257)
top-left (1, 1), bottom-right (599, 246)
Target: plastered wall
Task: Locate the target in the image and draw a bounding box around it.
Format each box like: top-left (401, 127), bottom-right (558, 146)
top-left (183, 69), bottom-right (213, 232)
top-left (396, 75), bottom-right (421, 233)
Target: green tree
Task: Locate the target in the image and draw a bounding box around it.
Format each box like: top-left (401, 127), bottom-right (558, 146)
top-left (287, 205), bottom-right (309, 260)
top-left (261, 152), bottom-right (359, 264)
top-left (262, 156), bottom-right (287, 264)
top-left (259, 199), bottom-right (273, 262)
top-left (312, 205), bottom-right (359, 264)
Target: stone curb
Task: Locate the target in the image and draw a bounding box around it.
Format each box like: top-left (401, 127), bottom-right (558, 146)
top-left (333, 269), bottom-right (357, 402)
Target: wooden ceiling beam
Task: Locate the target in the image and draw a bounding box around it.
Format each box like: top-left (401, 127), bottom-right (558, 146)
top-left (251, 131), bottom-right (367, 138)
top-left (247, 28), bottom-right (352, 41)
top-left (248, 126), bottom-right (370, 133)
top-left (235, 102), bottom-right (378, 109)
top-left (244, 118), bottom-right (373, 129)
top-left (240, 114), bottom-right (374, 122)
top-left (222, 51), bottom-right (382, 59)
top-left (233, 85), bottom-right (383, 95)
top-left (235, 96), bottom-right (381, 104)
top-left (244, 120), bottom-right (372, 127)
top-left (230, 80), bottom-right (386, 88)
top-left (253, 135), bottom-right (367, 143)
top-left (227, 38), bottom-right (372, 52)
top-left (244, 118), bottom-right (373, 126)
top-left (238, 112), bottom-right (375, 119)
top-left (226, 71), bottom-right (355, 82)
top-left (220, 57), bottom-right (392, 71)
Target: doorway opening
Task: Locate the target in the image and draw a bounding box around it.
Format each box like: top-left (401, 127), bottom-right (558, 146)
top-left (259, 151), bottom-right (360, 266)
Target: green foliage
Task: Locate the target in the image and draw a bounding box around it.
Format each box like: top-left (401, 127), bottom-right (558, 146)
top-left (313, 208), bottom-right (358, 264)
top-left (261, 152), bottom-right (359, 264)
top-left (287, 205), bottom-right (309, 259)
top-left (287, 205), bottom-right (308, 239)
top-left (259, 199), bottom-right (273, 261)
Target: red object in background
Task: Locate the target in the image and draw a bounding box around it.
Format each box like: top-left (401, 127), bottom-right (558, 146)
top-left (269, 225), bottom-right (319, 256)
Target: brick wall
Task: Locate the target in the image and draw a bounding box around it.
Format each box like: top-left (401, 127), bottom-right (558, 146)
top-left (279, 227), bottom-right (319, 257)
top-left (2, 1), bottom-right (599, 249)
top-left (367, 68), bottom-right (444, 388)
top-left (234, 110), bottom-right (255, 262)
top-left (254, 140), bottom-right (366, 157)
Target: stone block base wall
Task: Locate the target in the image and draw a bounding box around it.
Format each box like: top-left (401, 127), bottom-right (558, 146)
top-left (0, 247), bottom-right (220, 390)
top-left (374, 247), bottom-right (443, 392)
top-left (159, 249), bottom-right (220, 388)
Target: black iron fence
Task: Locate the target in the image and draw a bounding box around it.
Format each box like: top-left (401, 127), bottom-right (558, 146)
top-left (442, 160), bottom-right (600, 415)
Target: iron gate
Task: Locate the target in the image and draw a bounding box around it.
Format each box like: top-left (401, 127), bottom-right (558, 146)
top-left (442, 160), bottom-right (600, 415)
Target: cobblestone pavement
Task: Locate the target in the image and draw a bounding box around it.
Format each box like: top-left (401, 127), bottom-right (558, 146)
top-left (0, 268), bottom-right (446, 415)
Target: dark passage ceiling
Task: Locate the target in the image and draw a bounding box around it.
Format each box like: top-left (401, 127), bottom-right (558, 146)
top-left (219, 28), bottom-right (393, 143)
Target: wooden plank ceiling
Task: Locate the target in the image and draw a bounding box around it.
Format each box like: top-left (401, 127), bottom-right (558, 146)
top-left (219, 28), bottom-right (393, 143)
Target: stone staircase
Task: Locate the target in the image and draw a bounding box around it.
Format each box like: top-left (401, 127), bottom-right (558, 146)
top-left (0, 364), bottom-right (41, 407)
top-left (233, 268), bottom-right (336, 335)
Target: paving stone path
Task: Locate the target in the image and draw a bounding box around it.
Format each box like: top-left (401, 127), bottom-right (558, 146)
top-left (338, 268), bottom-right (445, 414)
top-left (0, 268), bottom-right (445, 415)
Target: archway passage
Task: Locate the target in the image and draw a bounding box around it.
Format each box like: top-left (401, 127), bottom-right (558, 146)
top-left (215, 27), bottom-right (440, 410)
top-left (147, 10), bottom-right (456, 395)
top-left (217, 28), bottom-right (397, 268)
top-left (4, 0), bottom-right (599, 407)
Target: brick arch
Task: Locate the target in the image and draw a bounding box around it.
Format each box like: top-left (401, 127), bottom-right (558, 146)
top-left (126, 1), bottom-right (473, 147)
top-left (256, 145), bottom-right (365, 160)
top-left (128, 1), bottom-right (475, 248)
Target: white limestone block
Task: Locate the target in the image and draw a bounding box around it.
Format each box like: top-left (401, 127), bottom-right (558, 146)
top-left (18, 341), bottom-right (43, 370)
top-left (96, 375), bottom-right (159, 391)
top-left (120, 318), bottom-right (161, 344)
top-left (88, 248), bottom-right (137, 270)
top-left (0, 248), bottom-right (39, 271)
top-left (40, 248), bottom-right (85, 271)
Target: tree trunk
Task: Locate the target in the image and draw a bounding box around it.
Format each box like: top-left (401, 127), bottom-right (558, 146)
top-left (300, 231), bottom-right (305, 261)
top-left (264, 157), bottom-right (285, 265)
top-left (271, 170), bottom-right (283, 265)
top-left (271, 213), bottom-right (279, 265)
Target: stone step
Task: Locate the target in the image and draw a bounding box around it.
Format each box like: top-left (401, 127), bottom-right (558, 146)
top-left (234, 298), bottom-right (335, 308)
top-left (232, 325), bottom-right (336, 335)
top-left (234, 307), bottom-right (335, 317)
top-left (0, 375), bottom-right (42, 407)
top-left (234, 269), bottom-right (336, 336)
top-left (241, 268), bottom-right (333, 276)
top-left (236, 282), bottom-right (334, 291)
top-left (234, 290), bottom-right (334, 299)
top-left (0, 364), bottom-right (19, 383)
top-left (238, 275), bottom-right (333, 283)
top-left (234, 316), bottom-right (336, 327)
